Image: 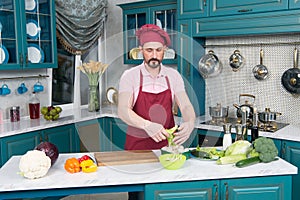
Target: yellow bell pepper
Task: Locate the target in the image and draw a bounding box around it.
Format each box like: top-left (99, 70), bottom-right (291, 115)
top-left (80, 159), bottom-right (98, 173)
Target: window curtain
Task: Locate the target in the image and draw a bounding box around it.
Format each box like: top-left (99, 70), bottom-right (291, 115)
top-left (55, 0), bottom-right (108, 55)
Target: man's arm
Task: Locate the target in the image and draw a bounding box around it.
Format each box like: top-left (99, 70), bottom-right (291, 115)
top-left (173, 91), bottom-right (196, 145)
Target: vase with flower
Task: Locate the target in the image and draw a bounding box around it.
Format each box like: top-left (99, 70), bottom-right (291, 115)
top-left (77, 60), bottom-right (109, 112)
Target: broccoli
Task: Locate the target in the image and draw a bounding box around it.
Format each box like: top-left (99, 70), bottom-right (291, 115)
top-left (253, 137), bottom-right (278, 163)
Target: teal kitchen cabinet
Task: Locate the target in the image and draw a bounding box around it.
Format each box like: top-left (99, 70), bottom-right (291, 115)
top-left (177, 20), bottom-right (205, 117)
top-left (290, 0), bottom-right (300, 8)
top-left (145, 176), bottom-right (291, 200)
top-left (75, 119), bottom-right (104, 152)
top-left (0, 131), bottom-right (40, 166)
top-left (145, 180), bottom-right (219, 200)
top-left (281, 140), bottom-right (300, 200)
top-left (220, 176), bottom-right (292, 200)
top-left (209, 0), bottom-right (288, 17)
top-left (0, 124), bottom-right (78, 167)
top-left (118, 0), bottom-right (177, 65)
top-left (43, 124), bottom-right (79, 153)
top-left (177, 0), bottom-right (208, 19)
top-left (101, 117), bottom-right (127, 151)
top-left (0, 0), bottom-right (57, 70)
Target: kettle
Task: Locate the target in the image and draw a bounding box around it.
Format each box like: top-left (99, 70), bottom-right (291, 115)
top-left (233, 94), bottom-right (255, 120)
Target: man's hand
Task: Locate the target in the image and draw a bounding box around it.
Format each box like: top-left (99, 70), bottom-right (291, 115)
top-left (144, 122), bottom-right (168, 142)
top-left (173, 121), bottom-right (194, 145)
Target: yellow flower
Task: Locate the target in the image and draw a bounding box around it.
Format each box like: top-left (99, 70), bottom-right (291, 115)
top-left (77, 60), bottom-right (109, 85)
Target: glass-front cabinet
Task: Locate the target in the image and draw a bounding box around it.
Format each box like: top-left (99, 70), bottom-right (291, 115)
top-left (119, 0), bottom-right (177, 65)
top-left (0, 0), bottom-right (57, 70)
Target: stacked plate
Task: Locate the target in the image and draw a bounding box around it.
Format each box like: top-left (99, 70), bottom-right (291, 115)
top-left (27, 43), bottom-right (44, 63)
top-left (25, 0), bottom-right (37, 12)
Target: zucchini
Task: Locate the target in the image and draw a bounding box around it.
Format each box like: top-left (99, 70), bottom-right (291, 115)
top-left (191, 149), bottom-right (211, 159)
top-left (235, 156), bottom-right (261, 168)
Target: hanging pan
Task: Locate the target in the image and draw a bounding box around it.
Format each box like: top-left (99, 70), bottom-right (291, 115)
top-left (281, 48), bottom-right (300, 94)
top-left (198, 50), bottom-right (222, 78)
top-left (252, 49), bottom-right (269, 80)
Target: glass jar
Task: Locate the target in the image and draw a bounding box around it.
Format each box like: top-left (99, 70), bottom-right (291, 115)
top-left (10, 106), bottom-right (20, 122)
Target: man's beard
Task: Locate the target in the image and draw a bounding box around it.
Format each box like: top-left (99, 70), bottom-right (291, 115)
top-left (147, 58), bottom-right (161, 68)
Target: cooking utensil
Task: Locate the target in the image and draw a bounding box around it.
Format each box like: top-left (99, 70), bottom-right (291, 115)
top-left (233, 94), bottom-right (255, 119)
top-left (258, 108), bottom-right (281, 123)
top-left (209, 103), bottom-right (228, 118)
top-left (252, 49), bottom-right (269, 80)
top-left (229, 50), bottom-right (245, 71)
top-left (198, 50), bottom-right (222, 78)
top-left (281, 48), bottom-right (300, 94)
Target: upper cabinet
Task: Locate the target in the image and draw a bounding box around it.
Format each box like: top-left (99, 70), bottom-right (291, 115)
top-left (0, 0), bottom-right (57, 70)
top-left (290, 0), bottom-right (300, 8)
top-left (118, 0), bottom-right (177, 65)
top-left (210, 0), bottom-right (288, 17)
top-left (177, 0), bottom-right (208, 19)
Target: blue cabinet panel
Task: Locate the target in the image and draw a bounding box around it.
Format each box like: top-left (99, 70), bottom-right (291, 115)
top-left (177, 0), bottom-right (208, 19)
top-left (210, 0), bottom-right (288, 17)
top-left (282, 140), bottom-right (300, 200)
top-left (145, 180), bottom-right (218, 200)
top-left (0, 131), bottom-right (41, 166)
top-left (221, 176), bottom-right (292, 200)
top-left (289, 0), bottom-right (300, 8)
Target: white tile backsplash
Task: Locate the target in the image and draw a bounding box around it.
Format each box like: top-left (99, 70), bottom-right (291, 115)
top-left (204, 33), bottom-right (300, 125)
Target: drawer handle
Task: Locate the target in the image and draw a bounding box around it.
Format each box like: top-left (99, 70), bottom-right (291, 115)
top-left (224, 182), bottom-right (229, 200)
top-left (214, 183), bottom-right (218, 200)
top-left (238, 9), bottom-right (253, 13)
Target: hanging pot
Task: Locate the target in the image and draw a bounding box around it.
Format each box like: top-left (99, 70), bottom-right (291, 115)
top-left (258, 108), bottom-right (282, 123)
top-left (229, 50), bottom-right (245, 72)
top-left (281, 48), bottom-right (300, 94)
top-left (252, 49), bottom-right (269, 80)
top-left (233, 94), bottom-right (255, 118)
top-left (198, 50), bottom-right (222, 78)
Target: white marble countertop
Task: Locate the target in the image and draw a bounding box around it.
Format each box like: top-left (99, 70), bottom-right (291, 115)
top-left (1, 105), bottom-right (300, 143)
top-left (0, 152), bottom-right (297, 192)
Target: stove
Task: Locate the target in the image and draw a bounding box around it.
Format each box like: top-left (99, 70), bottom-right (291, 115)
top-left (201, 117), bottom-right (289, 132)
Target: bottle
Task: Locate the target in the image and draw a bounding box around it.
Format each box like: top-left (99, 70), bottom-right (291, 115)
top-left (222, 123), bottom-right (232, 150)
top-left (251, 112), bottom-right (259, 142)
top-left (29, 92), bottom-right (40, 119)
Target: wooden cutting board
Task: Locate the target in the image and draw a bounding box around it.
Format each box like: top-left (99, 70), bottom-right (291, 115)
top-left (94, 150), bottom-right (159, 166)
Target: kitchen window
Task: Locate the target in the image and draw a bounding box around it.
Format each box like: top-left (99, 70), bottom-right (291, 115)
top-left (51, 39), bottom-right (100, 109)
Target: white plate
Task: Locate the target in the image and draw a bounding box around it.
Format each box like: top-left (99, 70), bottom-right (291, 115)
top-left (0, 45), bottom-right (9, 64)
top-left (26, 19), bottom-right (40, 39)
top-left (106, 87), bottom-right (118, 104)
top-left (27, 44), bottom-right (44, 63)
top-left (25, 0), bottom-right (37, 12)
top-left (164, 48), bottom-right (175, 59)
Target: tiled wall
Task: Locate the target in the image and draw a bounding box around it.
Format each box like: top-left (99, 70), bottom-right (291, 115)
top-left (204, 33), bottom-right (300, 125)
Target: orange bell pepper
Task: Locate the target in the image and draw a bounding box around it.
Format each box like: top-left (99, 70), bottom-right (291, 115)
top-left (64, 157), bottom-right (80, 173)
top-left (80, 159), bottom-right (98, 173)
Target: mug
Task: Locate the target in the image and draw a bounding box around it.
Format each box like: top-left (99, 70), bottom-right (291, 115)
top-left (17, 83), bottom-right (28, 94)
top-left (1, 84), bottom-right (11, 95)
top-left (33, 82), bottom-right (44, 93)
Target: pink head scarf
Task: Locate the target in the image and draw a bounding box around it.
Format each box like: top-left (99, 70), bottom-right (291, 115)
top-left (136, 24), bottom-right (171, 47)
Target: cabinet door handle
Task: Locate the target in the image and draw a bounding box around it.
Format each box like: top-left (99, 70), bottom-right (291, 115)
top-left (224, 182), bottom-right (229, 200)
top-left (238, 9), bottom-right (253, 13)
top-left (39, 134), bottom-right (43, 142)
top-left (214, 183), bottom-right (218, 200)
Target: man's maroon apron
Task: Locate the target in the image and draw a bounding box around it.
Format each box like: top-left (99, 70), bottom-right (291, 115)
top-left (125, 71), bottom-right (175, 150)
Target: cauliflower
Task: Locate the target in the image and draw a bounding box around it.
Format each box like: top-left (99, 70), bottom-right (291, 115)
top-left (253, 137), bottom-right (278, 163)
top-left (19, 150), bottom-right (51, 179)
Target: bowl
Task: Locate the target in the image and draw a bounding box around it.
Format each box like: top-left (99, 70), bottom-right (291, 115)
top-left (161, 146), bottom-right (190, 159)
top-left (159, 154), bottom-right (186, 170)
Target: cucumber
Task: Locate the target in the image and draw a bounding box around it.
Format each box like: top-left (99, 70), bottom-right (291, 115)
top-left (235, 156), bottom-right (261, 168)
top-left (191, 149), bottom-right (211, 159)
